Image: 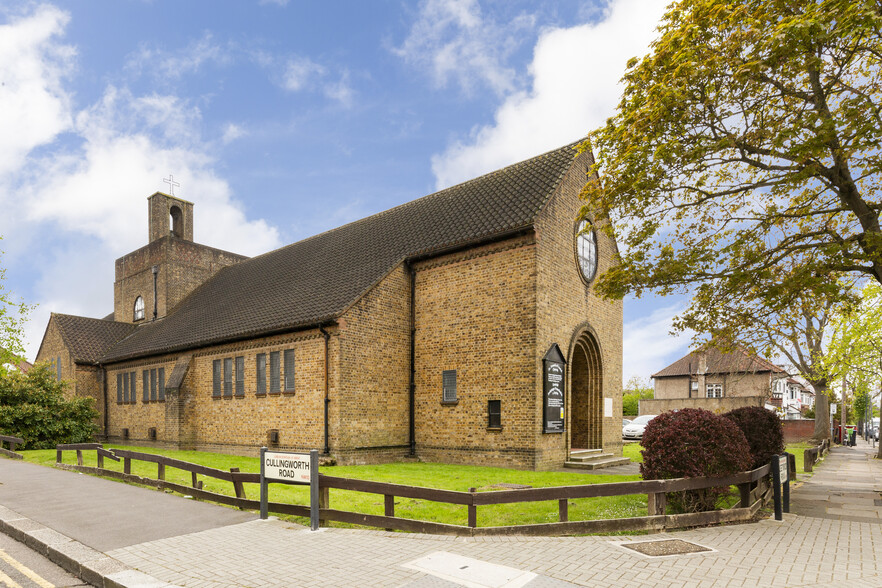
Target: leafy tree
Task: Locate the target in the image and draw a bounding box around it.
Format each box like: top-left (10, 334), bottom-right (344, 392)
top-left (0, 363), bottom-right (98, 449)
top-left (0, 241), bottom-right (32, 375)
top-left (580, 0), bottom-right (882, 443)
top-left (623, 376), bottom-right (654, 416)
top-left (582, 0), bottom-right (882, 300)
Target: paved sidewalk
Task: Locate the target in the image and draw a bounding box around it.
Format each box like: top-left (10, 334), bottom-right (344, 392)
top-left (0, 444), bottom-right (881, 587)
top-left (790, 438), bottom-right (882, 523)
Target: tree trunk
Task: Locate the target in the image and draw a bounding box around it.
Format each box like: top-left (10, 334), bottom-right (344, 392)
top-left (813, 384), bottom-right (830, 442)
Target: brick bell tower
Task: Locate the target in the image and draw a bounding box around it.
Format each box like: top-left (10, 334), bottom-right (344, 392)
top-left (112, 192), bottom-right (247, 324)
top-left (148, 192), bottom-right (194, 243)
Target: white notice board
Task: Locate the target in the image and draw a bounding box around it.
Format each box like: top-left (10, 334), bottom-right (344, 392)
top-left (263, 451), bottom-right (311, 483)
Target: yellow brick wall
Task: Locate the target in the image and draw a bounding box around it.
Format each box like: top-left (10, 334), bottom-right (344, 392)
top-left (336, 264), bottom-right (411, 463)
top-left (413, 235), bottom-right (539, 468)
top-left (34, 317), bottom-right (76, 397)
top-left (105, 328), bottom-right (334, 456)
top-left (534, 149), bottom-right (624, 468)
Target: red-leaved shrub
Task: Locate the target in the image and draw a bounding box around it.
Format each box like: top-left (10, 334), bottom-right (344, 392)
top-left (641, 408), bottom-right (752, 512)
top-left (723, 406), bottom-right (784, 470)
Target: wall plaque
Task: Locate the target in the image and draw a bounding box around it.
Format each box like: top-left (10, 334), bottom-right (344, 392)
top-left (543, 343), bottom-right (566, 433)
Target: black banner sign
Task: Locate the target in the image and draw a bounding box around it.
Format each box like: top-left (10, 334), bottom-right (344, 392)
top-left (543, 344), bottom-right (566, 433)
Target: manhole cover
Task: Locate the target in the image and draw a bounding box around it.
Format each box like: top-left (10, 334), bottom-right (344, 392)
top-left (619, 539), bottom-right (712, 557)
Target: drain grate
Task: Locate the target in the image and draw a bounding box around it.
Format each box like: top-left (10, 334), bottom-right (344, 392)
top-left (619, 539), bottom-right (712, 557)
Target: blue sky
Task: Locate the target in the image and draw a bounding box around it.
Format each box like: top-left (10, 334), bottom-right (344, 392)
top-left (0, 0), bottom-right (691, 383)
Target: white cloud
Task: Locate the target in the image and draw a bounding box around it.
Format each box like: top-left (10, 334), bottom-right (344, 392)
top-left (25, 86), bottom-right (280, 256)
top-left (282, 56), bottom-right (325, 92)
top-left (0, 6), bottom-right (283, 360)
top-left (125, 32), bottom-right (229, 80)
top-left (622, 301), bottom-right (692, 383)
top-left (0, 4), bottom-right (74, 176)
top-left (221, 123), bottom-right (246, 144)
top-left (429, 0), bottom-right (666, 188)
top-left (393, 0), bottom-right (534, 97)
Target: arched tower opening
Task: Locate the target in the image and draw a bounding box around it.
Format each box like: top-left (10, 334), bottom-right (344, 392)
top-left (169, 205), bottom-right (183, 238)
top-left (570, 329), bottom-right (603, 450)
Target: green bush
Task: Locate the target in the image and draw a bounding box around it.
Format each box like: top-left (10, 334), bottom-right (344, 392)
top-left (622, 389), bottom-right (654, 416)
top-left (0, 363), bottom-right (98, 449)
top-left (723, 406), bottom-right (784, 470)
top-left (641, 408), bottom-right (752, 513)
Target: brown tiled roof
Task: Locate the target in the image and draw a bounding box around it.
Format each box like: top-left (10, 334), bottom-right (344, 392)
top-left (53, 313), bottom-right (137, 364)
top-left (651, 346), bottom-right (787, 379)
top-left (101, 141), bottom-right (585, 363)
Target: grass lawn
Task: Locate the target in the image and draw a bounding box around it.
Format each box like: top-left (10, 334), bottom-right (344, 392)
top-left (23, 446), bottom-right (646, 528)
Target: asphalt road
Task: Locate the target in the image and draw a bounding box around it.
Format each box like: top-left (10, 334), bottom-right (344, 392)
top-left (0, 532), bottom-right (88, 587)
top-left (0, 459), bottom-right (256, 552)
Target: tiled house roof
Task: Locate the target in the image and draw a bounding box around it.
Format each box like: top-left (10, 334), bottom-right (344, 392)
top-left (652, 346), bottom-right (787, 379)
top-left (52, 314), bottom-right (137, 364)
top-left (101, 141), bottom-right (585, 362)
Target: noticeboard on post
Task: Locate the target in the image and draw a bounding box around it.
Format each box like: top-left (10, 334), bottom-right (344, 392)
top-left (263, 451), bottom-right (311, 484)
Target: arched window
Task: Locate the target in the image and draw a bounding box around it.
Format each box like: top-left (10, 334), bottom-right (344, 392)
top-left (169, 205), bottom-right (183, 238)
top-left (133, 296), bottom-right (145, 321)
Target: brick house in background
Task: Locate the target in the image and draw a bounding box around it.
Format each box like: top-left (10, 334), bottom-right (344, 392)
top-left (641, 346), bottom-right (787, 416)
top-left (35, 142), bottom-right (624, 470)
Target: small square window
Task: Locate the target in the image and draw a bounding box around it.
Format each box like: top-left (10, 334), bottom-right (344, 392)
top-left (706, 383), bottom-right (723, 398)
top-left (488, 400), bottom-right (501, 428)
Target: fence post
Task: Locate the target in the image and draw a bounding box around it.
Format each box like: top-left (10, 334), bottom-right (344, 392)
top-left (468, 488), bottom-right (477, 528)
top-left (97, 451), bottom-right (104, 469)
top-left (230, 467), bottom-right (245, 500)
top-left (647, 492), bottom-right (666, 516)
top-left (558, 499), bottom-right (568, 522)
top-left (158, 463), bottom-right (165, 481)
top-left (738, 483), bottom-right (751, 508)
top-left (124, 457), bottom-right (131, 475)
top-left (56, 448), bottom-right (62, 464)
top-left (259, 446), bottom-right (268, 520)
top-left (772, 455), bottom-right (783, 521)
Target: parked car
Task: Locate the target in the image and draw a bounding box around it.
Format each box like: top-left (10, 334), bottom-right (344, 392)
top-left (622, 414), bottom-right (657, 440)
top-left (622, 419), bottom-right (632, 436)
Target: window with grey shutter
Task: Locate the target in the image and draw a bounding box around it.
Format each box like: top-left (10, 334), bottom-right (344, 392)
top-left (269, 351), bottom-right (280, 393)
top-left (123, 373), bottom-right (129, 403)
top-left (158, 368), bottom-right (165, 401)
top-left (150, 369), bottom-right (157, 401)
top-left (256, 354), bottom-right (266, 395)
top-left (212, 359), bottom-right (221, 397)
top-left (223, 357), bottom-right (233, 397)
top-left (235, 356), bottom-right (245, 396)
top-left (488, 400), bottom-right (501, 428)
top-left (284, 349), bottom-right (295, 392)
top-left (117, 373), bottom-right (123, 403)
top-left (442, 370), bottom-right (457, 403)
top-left (143, 370), bottom-right (149, 402)
top-left (130, 372), bottom-right (137, 404)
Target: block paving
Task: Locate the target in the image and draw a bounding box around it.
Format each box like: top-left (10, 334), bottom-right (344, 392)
top-left (2, 439), bottom-right (882, 587)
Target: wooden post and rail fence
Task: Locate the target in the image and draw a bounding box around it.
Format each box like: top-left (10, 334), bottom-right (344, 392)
top-left (0, 435), bottom-right (24, 460)
top-left (54, 443), bottom-right (785, 536)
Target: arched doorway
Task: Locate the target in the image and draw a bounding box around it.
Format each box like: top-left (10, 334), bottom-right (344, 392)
top-left (570, 329), bottom-right (603, 450)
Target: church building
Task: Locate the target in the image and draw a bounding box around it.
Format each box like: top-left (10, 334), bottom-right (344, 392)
top-left (36, 142), bottom-right (623, 470)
